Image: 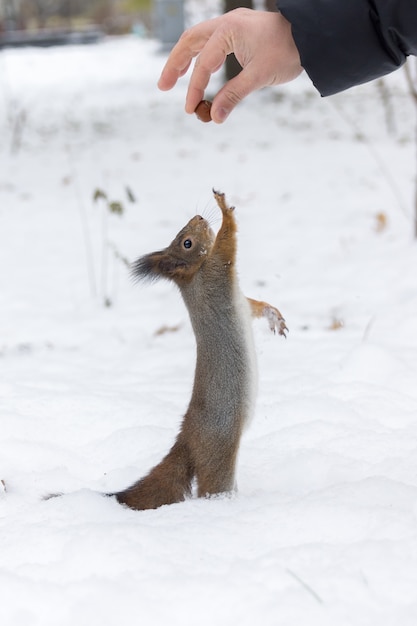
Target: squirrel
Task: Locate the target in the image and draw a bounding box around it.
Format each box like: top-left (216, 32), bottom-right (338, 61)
top-left (111, 190), bottom-right (287, 510)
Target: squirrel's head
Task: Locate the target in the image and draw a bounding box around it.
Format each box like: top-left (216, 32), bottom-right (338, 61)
top-left (131, 215), bottom-right (215, 285)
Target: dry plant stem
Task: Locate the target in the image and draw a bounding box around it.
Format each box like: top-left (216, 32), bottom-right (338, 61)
top-left (100, 197), bottom-right (109, 305)
top-left (404, 60), bottom-right (417, 102)
top-left (0, 53), bottom-right (25, 154)
top-left (10, 109), bottom-right (26, 155)
top-left (330, 98), bottom-right (410, 223)
top-left (66, 144), bottom-right (97, 298)
top-left (376, 78), bottom-right (396, 135)
top-left (286, 568), bottom-right (324, 605)
top-left (404, 60), bottom-right (417, 237)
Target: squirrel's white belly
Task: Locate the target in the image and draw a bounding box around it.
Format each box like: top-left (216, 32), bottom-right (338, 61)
top-left (234, 285), bottom-right (258, 429)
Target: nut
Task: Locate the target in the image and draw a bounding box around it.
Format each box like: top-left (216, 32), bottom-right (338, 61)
top-left (195, 100), bottom-right (212, 123)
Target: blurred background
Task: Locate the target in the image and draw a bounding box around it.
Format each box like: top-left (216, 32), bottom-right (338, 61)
top-left (0, 1), bottom-right (279, 79)
top-left (0, 1), bottom-right (273, 43)
top-left (0, 0), bottom-right (153, 36)
top-left (0, 1), bottom-right (258, 83)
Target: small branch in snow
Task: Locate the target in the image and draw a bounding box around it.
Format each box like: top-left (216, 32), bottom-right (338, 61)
top-left (286, 568), bottom-right (324, 605)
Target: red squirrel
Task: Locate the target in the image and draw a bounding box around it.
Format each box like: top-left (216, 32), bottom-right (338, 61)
top-left (112, 190), bottom-right (287, 510)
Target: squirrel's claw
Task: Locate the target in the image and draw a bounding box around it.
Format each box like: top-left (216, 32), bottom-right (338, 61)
top-left (279, 323), bottom-right (289, 338)
top-left (265, 305), bottom-right (288, 338)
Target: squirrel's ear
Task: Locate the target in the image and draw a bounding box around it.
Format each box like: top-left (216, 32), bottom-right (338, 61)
top-left (131, 252), bottom-right (186, 282)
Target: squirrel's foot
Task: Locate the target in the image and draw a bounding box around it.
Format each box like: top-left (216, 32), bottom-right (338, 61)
top-left (264, 305), bottom-right (288, 337)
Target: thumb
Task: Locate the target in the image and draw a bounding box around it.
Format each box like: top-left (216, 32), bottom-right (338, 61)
top-left (210, 68), bottom-right (260, 123)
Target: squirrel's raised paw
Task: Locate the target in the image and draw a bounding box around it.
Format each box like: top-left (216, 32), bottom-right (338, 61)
top-left (213, 189), bottom-right (235, 214)
top-left (264, 305), bottom-right (288, 337)
top-left (247, 298), bottom-right (288, 337)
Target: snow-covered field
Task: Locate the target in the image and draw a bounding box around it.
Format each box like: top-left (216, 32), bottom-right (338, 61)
top-left (1, 12), bottom-right (417, 626)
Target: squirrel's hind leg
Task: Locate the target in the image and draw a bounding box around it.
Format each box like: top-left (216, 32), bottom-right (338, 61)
top-left (194, 439), bottom-right (240, 499)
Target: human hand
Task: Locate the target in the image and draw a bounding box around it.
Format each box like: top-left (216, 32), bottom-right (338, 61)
top-left (157, 8), bottom-right (302, 123)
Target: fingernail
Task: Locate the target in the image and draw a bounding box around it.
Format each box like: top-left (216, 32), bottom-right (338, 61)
top-left (216, 107), bottom-right (230, 123)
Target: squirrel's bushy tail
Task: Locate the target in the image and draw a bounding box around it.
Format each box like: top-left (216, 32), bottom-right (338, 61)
top-left (113, 439), bottom-right (194, 510)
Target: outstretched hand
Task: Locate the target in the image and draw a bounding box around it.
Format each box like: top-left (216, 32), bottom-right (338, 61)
top-left (157, 8), bottom-right (302, 124)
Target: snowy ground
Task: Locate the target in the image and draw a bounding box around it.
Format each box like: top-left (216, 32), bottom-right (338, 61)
top-left (1, 14), bottom-right (417, 626)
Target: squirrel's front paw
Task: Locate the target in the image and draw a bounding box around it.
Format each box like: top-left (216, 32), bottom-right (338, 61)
top-left (265, 305), bottom-right (288, 337)
top-left (213, 189), bottom-right (235, 214)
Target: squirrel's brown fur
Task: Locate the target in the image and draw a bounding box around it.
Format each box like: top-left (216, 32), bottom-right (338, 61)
top-left (112, 190), bottom-right (287, 510)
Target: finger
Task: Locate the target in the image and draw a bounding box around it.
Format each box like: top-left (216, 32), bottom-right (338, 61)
top-left (157, 18), bottom-right (220, 91)
top-left (158, 58), bottom-right (192, 91)
top-left (184, 28), bottom-right (232, 114)
top-left (185, 49), bottom-right (227, 114)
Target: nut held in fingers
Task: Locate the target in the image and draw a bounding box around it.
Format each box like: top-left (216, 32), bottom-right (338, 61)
top-left (195, 100), bottom-right (212, 123)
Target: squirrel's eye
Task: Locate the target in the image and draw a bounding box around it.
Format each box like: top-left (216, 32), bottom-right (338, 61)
top-left (183, 239), bottom-right (192, 249)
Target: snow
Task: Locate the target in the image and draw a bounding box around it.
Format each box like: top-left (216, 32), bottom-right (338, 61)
top-left (1, 15), bottom-right (417, 626)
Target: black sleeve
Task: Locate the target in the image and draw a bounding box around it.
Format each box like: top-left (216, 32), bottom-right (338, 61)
top-left (276, 0), bottom-right (417, 96)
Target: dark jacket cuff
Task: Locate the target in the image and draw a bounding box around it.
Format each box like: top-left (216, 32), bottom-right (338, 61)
top-left (277, 0), bottom-right (408, 96)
